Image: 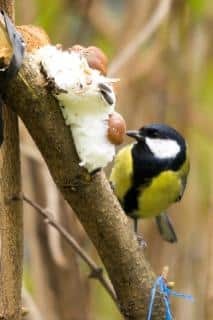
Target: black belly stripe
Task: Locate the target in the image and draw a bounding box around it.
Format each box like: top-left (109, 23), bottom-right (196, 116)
top-left (123, 178), bottom-right (151, 216)
top-left (123, 186), bottom-right (139, 216)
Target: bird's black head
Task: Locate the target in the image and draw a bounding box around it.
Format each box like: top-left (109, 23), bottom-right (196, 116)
top-left (127, 124), bottom-right (185, 146)
top-left (127, 124), bottom-right (187, 176)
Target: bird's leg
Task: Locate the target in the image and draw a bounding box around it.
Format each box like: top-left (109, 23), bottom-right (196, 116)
top-left (133, 218), bottom-right (147, 248)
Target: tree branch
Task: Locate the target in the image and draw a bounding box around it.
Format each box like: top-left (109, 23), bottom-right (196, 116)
top-left (0, 38), bottom-right (165, 319)
top-left (0, 0), bottom-right (14, 20)
top-left (0, 1), bottom-right (23, 320)
top-left (21, 194), bottom-right (117, 304)
top-left (109, 0), bottom-right (172, 76)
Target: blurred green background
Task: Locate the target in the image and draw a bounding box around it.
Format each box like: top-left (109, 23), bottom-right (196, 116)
top-left (16, 0), bottom-right (213, 319)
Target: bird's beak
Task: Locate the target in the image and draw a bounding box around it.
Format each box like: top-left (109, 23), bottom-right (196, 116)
top-left (126, 130), bottom-right (144, 141)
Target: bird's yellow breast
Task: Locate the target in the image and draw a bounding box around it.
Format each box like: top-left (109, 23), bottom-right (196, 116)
top-left (138, 156), bottom-right (189, 218)
top-left (138, 170), bottom-right (181, 218)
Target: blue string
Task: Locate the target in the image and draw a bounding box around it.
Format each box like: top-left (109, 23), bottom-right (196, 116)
top-left (147, 276), bottom-right (193, 320)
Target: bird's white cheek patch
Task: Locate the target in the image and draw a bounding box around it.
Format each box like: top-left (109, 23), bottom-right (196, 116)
top-left (145, 138), bottom-right (180, 159)
top-left (32, 45), bottom-right (118, 173)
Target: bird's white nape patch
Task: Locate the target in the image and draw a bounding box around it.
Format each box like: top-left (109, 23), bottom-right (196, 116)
top-left (145, 137), bottom-right (180, 159)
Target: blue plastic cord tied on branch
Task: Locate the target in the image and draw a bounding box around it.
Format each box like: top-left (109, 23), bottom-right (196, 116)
top-left (147, 275), bottom-right (193, 320)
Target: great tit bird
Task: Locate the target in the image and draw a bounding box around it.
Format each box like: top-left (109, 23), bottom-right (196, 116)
top-left (110, 124), bottom-right (190, 243)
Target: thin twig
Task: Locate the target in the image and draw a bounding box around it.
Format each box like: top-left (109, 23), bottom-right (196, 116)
top-left (108, 0), bottom-right (172, 76)
top-left (42, 166), bottom-right (69, 268)
top-left (22, 194), bottom-right (118, 305)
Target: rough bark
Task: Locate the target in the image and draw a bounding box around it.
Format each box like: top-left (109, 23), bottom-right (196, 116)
top-left (0, 107), bottom-right (23, 320)
top-left (0, 1), bottom-right (23, 319)
top-left (0, 0), bottom-right (14, 20)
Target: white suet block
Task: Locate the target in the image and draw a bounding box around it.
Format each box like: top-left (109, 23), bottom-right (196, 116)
top-left (32, 45), bottom-right (118, 172)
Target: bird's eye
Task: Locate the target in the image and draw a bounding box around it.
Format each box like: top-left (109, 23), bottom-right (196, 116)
top-left (148, 129), bottom-right (159, 138)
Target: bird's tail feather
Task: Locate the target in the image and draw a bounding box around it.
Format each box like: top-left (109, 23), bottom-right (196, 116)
top-left (155, 213), bottom-right (177, 243)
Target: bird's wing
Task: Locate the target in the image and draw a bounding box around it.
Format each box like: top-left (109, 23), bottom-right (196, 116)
top-left (110, 144), bottom-right (133, 201)
top-left (155, 213), bottom-right (177, 243)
